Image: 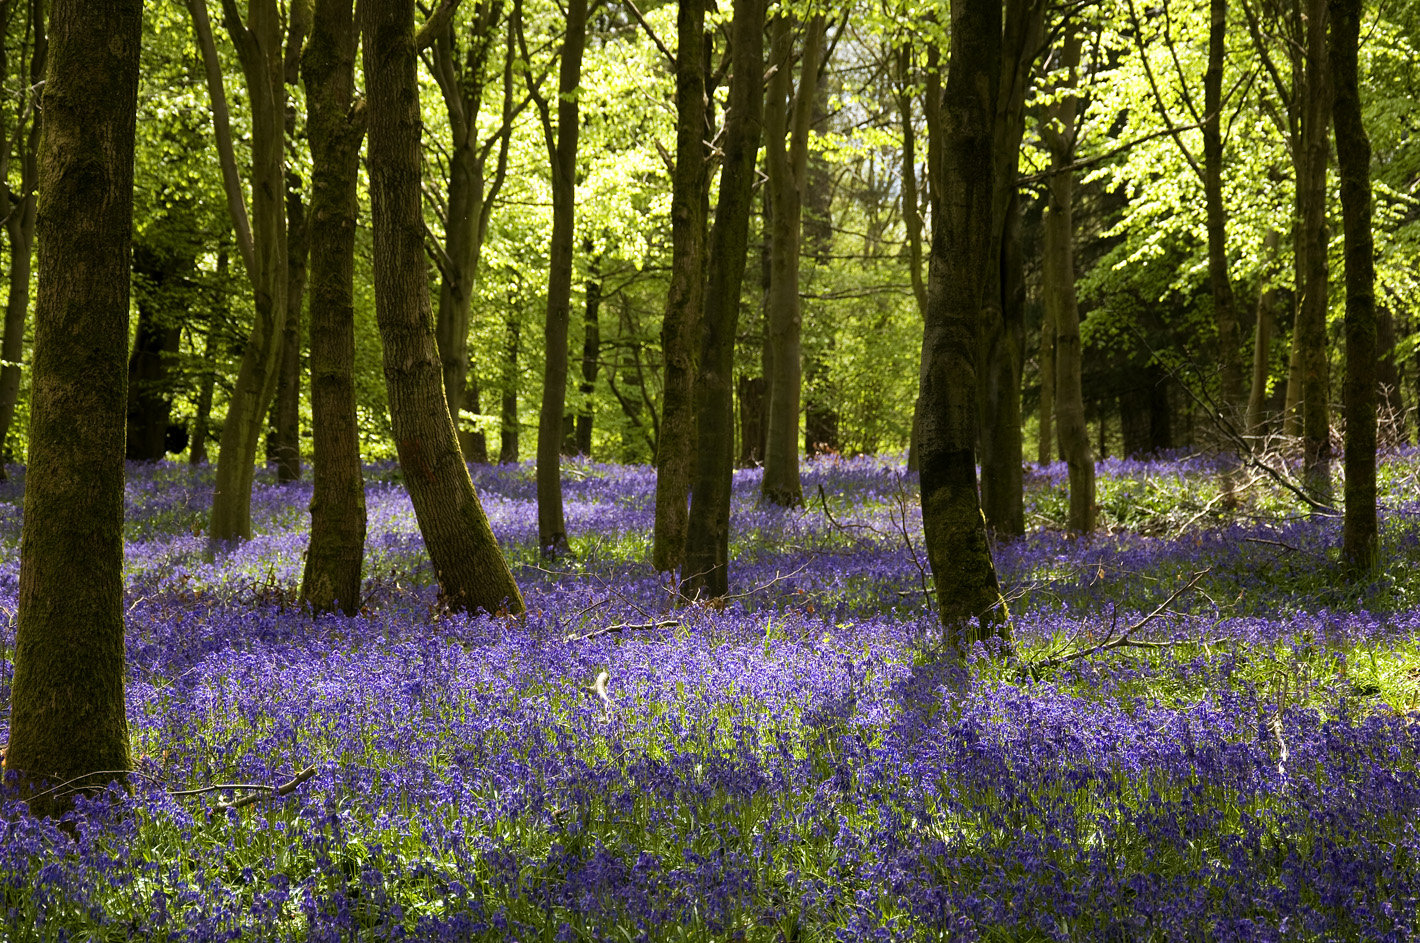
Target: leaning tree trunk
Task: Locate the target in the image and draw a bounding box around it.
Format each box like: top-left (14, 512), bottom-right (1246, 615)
top-left (1330, 0), bottom-right (1376, 570)
top-left (300, 0), bottom-right (367, 616)
top-left (270, 171), bottom-right (307, 481)
top-left (364, 0), bottom-right (525, 614)
top-left (761, 12), bottom-right (824, 508)
top-left (681, 0), bottom-right (766, 601)
top-left (651, 0), bottom-right (707, 572)
top-left (189, 0), bottom-right (290, 542)
top-left (527, 0), bottom-right (588, 554)
top-left (1042, 28), bottom-right (1093, 534)
top-left (919, 0), bottom-right (1005, 652)
top-left (1297, 0), bottom-right (1332, 504)
top-left (3, 0), bottom-right (142, 818)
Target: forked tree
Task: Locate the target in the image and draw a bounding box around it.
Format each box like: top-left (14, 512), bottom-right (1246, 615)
top-left (363, 0), bottom-right (526, 615)
top-left (3, 0), bottom-right (143, 817)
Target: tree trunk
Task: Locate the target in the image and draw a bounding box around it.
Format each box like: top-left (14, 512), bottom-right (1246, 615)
top-left (897, 44), bottom-right (927, 321)
top-left (652, 0), bottom-right (708, 572)
top-left (270, 171), bottom-right (307, 481)
top-left (576, 252), bottom-right (601, 455)
top-left (364, 0), bottom-right (525, 614)
top-left (3, 0), bottom-right (142, 817)
top-left (1246, 229), bottom-right (1280, 438)
top-left (919, 0), bottom-right (1005, 652)
top-left (1038, 287), bottom-right (1055, 465)
top-left (190, 0), bottom-right (290, 542)
top-left (1041, 28), bottom-right (1093, 533)
top-left (189, 250), bottom-right (225, 466)
top-left (737, 374), bottom-right (766, 466)
top-left (1377, 306), bottom-right (1403, 445)
top-left (1330, 0), bottom-right (1376, 569)
top-left (499, 314), bottom-right (520, 462)
top-left (300, 0), bottom-right (367, 616)
top-left (1202, 0), bottom-right (1245, 431)
top-left (126, 243), bottom-right (186, 461)
top-left (680, 0), bottom-right (765, 600)
top-left (525, 0), bottom-right (588, 554)
top-left (1297, 0), bottom-right (1332, 503)
top-left (760, 12), bottom-right (824, 508)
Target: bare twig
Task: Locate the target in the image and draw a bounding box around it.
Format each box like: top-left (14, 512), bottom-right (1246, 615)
top-left (212, 765), bottom-right (319, 812)
top-left (565, 619), bottom-right (679, 642)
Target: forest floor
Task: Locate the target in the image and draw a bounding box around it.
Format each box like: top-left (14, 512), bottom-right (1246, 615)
top-left (1, 449), bottom-right (1418, 941)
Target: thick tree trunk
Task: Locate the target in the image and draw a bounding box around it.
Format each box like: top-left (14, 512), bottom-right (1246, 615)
top-left (270, 172), bottom-right (307, 481)
top-left (576, 254), bottom-right (601, 455)
top-left (737, 374), bottom-right (766, 466)
top-left (364, 0), bottom-right (525, 614)
top-left (126, 244), bottom-right (186, 461)
top-left (1297, 0), bottom-right (1332, 502)
top-left (652, 0), bottom-right (707, 572)
top-left (1246, 229), bottom-right (1280, 438)
top-left (499, 315), bottom-right (520, 462)
top-left (3, 0), bottom-right (142, 817)
top-left (527, 0), bottom-right (588, 554)
top-left (680, 0), bottom-right (765, 600)
top-left (1202, 0), bottom-right (1245, 431)
top-left (1330, 0), bottom-right (1376, 569)
top-left (761, 13), bottom-right (824, 508)
top-left (190, 0), bottom-right (290, 541)
top-left (1041, 29), bottom-right (1093, 533)
top-left (300, 0), bottom-right (367, 616)
top-left (920, 0), bottom-right (1005, 652)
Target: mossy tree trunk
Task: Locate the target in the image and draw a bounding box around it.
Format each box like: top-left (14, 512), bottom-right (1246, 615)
top-left (3, 0), bottom-right (142, 817)
top-left (300, 0), bottom-right (367, 616)
top-left (680, 0), bottom-right (765, 600)
top-left (364, 0), bottom-right (525, 615)
top-left (919, 0), bottom-right (1006, 652)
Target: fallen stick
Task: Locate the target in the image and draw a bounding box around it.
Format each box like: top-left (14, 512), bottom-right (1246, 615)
top-left (206, 765), bottom-right (319, 812)
top-left (565, 620), bottom-right (679, 642)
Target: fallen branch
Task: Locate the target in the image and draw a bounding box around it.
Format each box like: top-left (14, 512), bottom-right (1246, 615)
top-left (1020, 568), bottom-right (1218, 675)
top-left (1242, 536), bottom-right (1321, 557)
top-left (211, 765), bottom-right (318, 812)
top-left (565, 619), bottom-right (679, 642)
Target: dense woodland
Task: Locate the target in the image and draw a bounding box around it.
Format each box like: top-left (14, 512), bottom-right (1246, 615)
top-left (1, 0), bottom-right (1419, 936)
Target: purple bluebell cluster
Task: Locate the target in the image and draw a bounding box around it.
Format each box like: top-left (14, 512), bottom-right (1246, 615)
top-left (1, 453), bottom-right (1418, 941)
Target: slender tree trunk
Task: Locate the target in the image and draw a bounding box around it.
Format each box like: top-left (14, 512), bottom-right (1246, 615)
top-left (1203, 0), bottom-right (1245, 431)
top-left (500, 314), bottom-right (520, 462)
top-left (271, 171), bottom-right (307, 481)
top-left (3, 0), bottom-right (142, 818)
top-left (920, 0), bottom-right (1005, 652)
top-left (897, 45), bottom-right (927, 321)
top-left (1042, 28), bottom-right (1093, 533)
top-left (190, 0), bottom-right (290, 542)
top-left (761, 13), bottom-right (824, 508)
top-left (652, 0), bottom-right (708, 571)
top-left (1297, 0), bottom-right (1332, 502)
top-left (1377, 306), bottom-right (1403, 444)
top-left (576, 252), bottom-right (601, 455)
top-left (1038, 293), bottom-right (1055, 465)
top-left (126, 244), bottom-right (186, 460)
top-left (524, 0), bottom-right (588, 554)
top-left (1331, 0), bottom-right (1376, 569)
top-left (1246, 229), bottom-right (1280, 438)
top-left (681, 0), bottom-right (765, 600)
top-left (300, 0), bottom-right (367, 616)
top-left (364, 0), bottom-right (525, 614)
top-left (190, 250), bottom-right (225, 466)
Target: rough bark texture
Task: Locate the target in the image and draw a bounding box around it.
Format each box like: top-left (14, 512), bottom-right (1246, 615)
top-left (977, 0), bottom-right (1043, 538)
top-left (1202, 0), bottom-right (1245, 429)
top-left (364, 0), bottom-right (525, 614)
top-left (3, 0), bottom-right (142, 817)
top-left (300, 0), bottom-right (367, 616)
top-left (760, 13), bottom-right (824, 508)
top-left (1330, 0), bottom-right (1376, 569)
top-left (1041, 30), bottom-right (1093, 533)
top-left (1246, 229), bottom-right (1280, 437)
top-left (919, 0), bottom-right (1005, 651)
top-left (528, 0), bottom-right (588, 554)
top-left (190, 0), bottom-right (290, 542)
top-left (652, 0), bottom-right (707, 572)
top-left (1296, 0), bottom-right (1332, 502)
top-left (680, 0), bottom-right (765, 600)
top-left (271, 172), bottom-right (307, 481)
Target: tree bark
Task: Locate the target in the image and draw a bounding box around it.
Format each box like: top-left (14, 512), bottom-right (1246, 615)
top-left (300, 0), bottom-right (367, 616)
top-left (575, 252), bottom-right (601, 455)
top-left (1377, 306), bottom-right (1403, 445)
top-left (499, 314), bottom-right (520, 462)
top-left (189, 250), bottom-right (226, 466)
top-left (189, 0), bottom-right (290, 542)
top-left (3, 0), bottom-right (142, 817)
top-left (652, 0), bottom-right (707, 571)
top-left (364, 0), bottom-right (525, 614)
top-left (1202, 0), bottom-right (1245, 431)
top-left (1246, 229), bottom-right (1280, 437)
top-left (760, 13), bottom-right (824, 508)
top-left (270, 171), bottom-right (307, 481)
top-left (680, 0), bottom-right (765, 600)
top-left (522, 0), bottom-right (588, 554)
top-left (1297, 0), bottom-right (1332, 503)
top-left (919, 0), bottom-right (1005, 651)
top-left (1330, 0), bottom-right (1376, 569)
top-left (1041, 28), bottom-right (1093, 534)
top-left (126, 243), bottom-right (187, 461)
